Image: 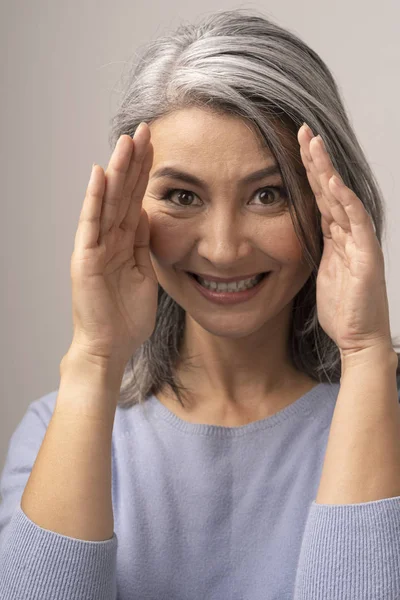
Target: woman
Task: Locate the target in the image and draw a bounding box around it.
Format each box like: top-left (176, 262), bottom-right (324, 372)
top-left (1, 9), bottom-right (400, 600)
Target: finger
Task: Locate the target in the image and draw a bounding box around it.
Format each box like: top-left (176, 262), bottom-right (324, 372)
top-left (298, 125), bottom-right (326, 203)
top-left (74, 163), bottom-right (106, 252)
top-left (99, 134), bottom-right (134, 238)
top-left (298, 129), bottom-right (332, 226)
top-left (328, 175), bottom-right (379, 250)
top-left (115, 123), bottom-right (151, 228)
top-left (133, 208), bottom-right (157, 282)
top-left (298, 124), bottom-right (344, 242)
top-left (299, 146), bottom-right (323, 199)
top-left (309, 136), bottom-right (351, 232)
top-left (121, 141), bottom-right (154, 232)
top-left (297, 123), bottom-right (314, 160)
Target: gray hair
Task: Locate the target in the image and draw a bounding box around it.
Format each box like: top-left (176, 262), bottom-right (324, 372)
top-left (109, 8), bottom-right (400, 409)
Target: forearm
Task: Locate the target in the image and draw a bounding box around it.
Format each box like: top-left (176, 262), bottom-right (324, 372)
top-left (21, 347), bottom-right (125, 541)
top-left (315, 345), bottom-right (400, 504)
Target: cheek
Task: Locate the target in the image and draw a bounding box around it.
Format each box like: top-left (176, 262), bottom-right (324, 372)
top-left (260, 214), bottom-right (305, 266)
top-left (275, 230), bottom-right (313, 286)
top-left (146, 212), bottom-right (190, 265)
top-left (264, 219), bottom-right (313, 283)
top-left (272, 234), bottom-right (304, 266)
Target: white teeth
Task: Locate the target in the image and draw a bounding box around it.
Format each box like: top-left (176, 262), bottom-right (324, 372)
top-left (197, 273), bottom-right (264, 292)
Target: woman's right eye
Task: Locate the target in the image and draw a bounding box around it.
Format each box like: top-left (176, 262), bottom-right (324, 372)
top-left (160, 188), bottom-right (202, 208)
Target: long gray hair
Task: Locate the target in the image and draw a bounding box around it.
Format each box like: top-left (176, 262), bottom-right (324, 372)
top-left (109, 8), bottom-right (400, 409)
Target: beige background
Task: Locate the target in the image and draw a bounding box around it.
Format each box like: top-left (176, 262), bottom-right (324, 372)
top-left (1, 0), bottom-right (399, 479)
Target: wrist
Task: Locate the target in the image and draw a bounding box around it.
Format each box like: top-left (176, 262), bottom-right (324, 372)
top-left (58, 346), bottom-right (126, 416)
top-left (61, 344), bottom-right (127, 380)
top-left (340, 344), bottom-right (398, 377)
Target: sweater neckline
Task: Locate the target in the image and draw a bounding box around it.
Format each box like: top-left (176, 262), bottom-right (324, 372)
top-left (146, 382), bottom-right (331, 437)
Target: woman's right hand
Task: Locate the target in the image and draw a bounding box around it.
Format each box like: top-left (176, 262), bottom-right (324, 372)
top-left (67, 123), bottom-right (158, 370)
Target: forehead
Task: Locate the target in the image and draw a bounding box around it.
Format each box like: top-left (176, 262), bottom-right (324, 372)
top-left (147, 107), bottom-right (275, 163)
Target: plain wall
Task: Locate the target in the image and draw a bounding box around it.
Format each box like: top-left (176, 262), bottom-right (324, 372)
top-left (1, 0), bottom-right (399, 480)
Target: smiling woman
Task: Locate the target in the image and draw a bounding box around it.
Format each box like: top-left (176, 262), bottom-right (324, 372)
top-left (135, 105), bottom-right (322, 418)
top-left (2, 7), bottom-right (400, 600)
top-left (109, 9), bottom-right (400, 412)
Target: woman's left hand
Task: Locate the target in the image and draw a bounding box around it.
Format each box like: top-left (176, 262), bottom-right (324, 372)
top-left (297, 123), bottom-right (393, 359)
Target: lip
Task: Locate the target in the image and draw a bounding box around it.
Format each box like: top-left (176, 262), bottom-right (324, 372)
top-left (186, 271), bottom-right (271, 305)
top-left (186, 271), bottom-right (268, 283)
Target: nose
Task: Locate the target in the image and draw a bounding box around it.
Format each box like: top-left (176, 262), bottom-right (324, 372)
top-left (195, 211), bottom-right (253, 267)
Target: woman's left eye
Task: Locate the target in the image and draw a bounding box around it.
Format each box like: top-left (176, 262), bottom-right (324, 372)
top-left (251, 187), bottom-right (288, 205)
top-left (159, 186), bottom-right (287, 207)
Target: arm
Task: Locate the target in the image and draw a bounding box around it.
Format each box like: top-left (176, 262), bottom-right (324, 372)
top-left (21, 346), bottom-right (125, 541)
top-left (0, 346), bottom-right (125, 600)
top-left (316, 345), bottom-right (400, 504)
top-left (294, 346), bottom-right (400, 600)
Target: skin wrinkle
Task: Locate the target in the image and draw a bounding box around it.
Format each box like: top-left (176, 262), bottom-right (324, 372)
top-left (142, 107), bottom-right (319, 426)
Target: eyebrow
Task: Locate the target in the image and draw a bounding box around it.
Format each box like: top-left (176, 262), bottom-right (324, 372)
top-left (151, 164), bottom-right (282, 190)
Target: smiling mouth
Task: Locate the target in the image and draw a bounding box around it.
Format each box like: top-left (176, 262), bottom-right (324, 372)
top-left (188, 272), bottom-right (269, 283)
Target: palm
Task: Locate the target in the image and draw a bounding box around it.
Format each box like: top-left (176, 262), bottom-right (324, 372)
top-left (298, 124), bottom-right (392, 355)
top-left (315, 229), bottom-right (360, 349)
top-left (71, 124), bottom-right (159, 364)
top-left (72, 220), bottom-right (158, 360)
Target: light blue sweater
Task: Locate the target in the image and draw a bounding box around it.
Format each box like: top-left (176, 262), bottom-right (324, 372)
top-left (1, 381), bottom-right (400, 599)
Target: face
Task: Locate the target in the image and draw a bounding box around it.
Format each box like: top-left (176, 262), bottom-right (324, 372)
top-left (142, 107), bottom-right (313, 339)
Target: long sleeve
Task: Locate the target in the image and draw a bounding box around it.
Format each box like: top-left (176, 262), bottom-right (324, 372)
top-left (293, 379), bottom-right (400, 600)
top-left (0, 392), bottom-right (118, 600)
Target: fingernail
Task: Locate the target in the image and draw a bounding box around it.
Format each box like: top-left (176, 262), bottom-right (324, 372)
top-left (89, 163), bottom-right (96, 183)
top-left (302, 122), bottom-right (314, 136)
top-left (332, 175), bottom-right (344, 187)
top-left (135, 122), bottom-right (147, 137)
